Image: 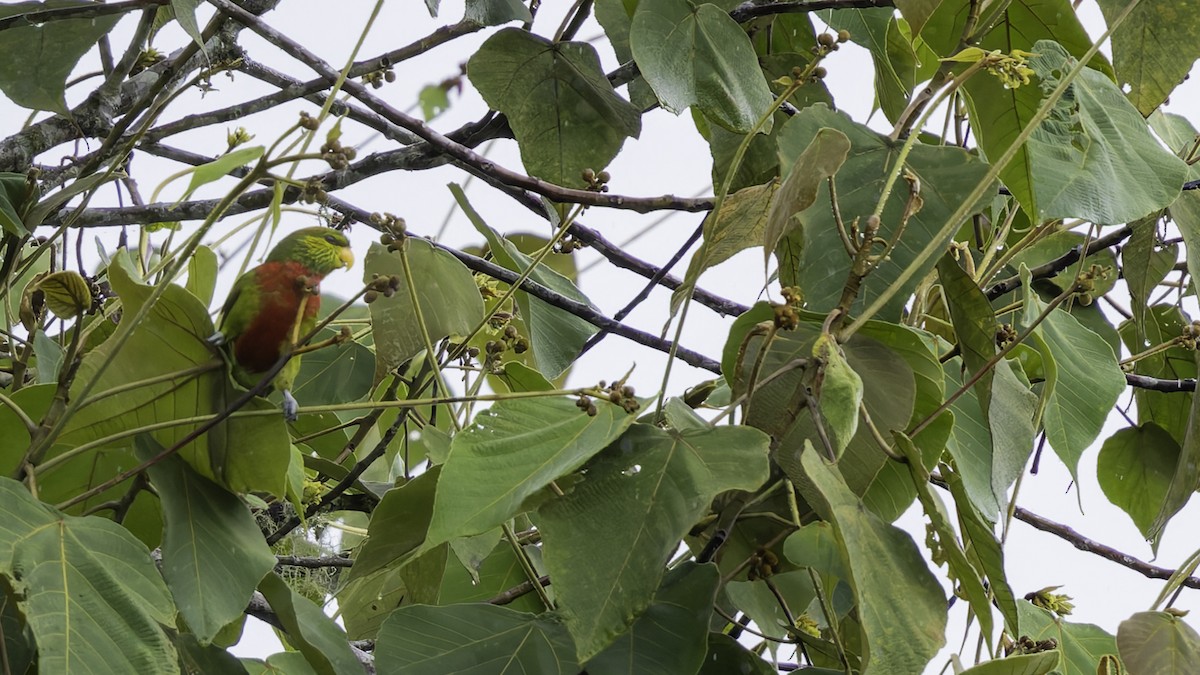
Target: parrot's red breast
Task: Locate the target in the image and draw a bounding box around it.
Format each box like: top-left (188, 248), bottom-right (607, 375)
top-left (231, 260), bottom-right (325, 373)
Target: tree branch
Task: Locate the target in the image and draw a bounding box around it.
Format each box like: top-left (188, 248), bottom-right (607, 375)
top-left (245, 590), bottom-right (376, 673)
top-left (1014, 505), bottom-right (1200, 590)
top-left (275, 554), bottom-right (353, 569)
top-left (729, 0), bottom-right (895, 23)
top-left (1125, 373), bottom-right (1197, 392)
top-left (0, 0), bottom-right (170, 32)
top-left (488, 576), bottom-right (551, 605)
top-left (207, 0), bottom-right (713, 214)
top-left (983, 225), bottom-right (1133, 300)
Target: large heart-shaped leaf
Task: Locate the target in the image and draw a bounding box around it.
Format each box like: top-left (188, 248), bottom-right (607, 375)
top-left (538, 424), bottom-right (769, 660)
top-left (0, 1), bottom-right (122, 114)
top-left (796, 446), bottom-right (947, 673)
top-left (468, 29), bottom-right (640, 187)
top-left (1097, 0), bottom-right (1200, 115)
top-left (775, 104), bottom-right (994, 319)
top-left (375, 604), bottom-right (578, 674)
top-left (427, 397), bottom-right (637, 544)
top-left (630, 0), bottom-right (773, 133)
top-left (0, 478), bottom-right (177, 673)
top-left (142, 440), bottom-right (275, 644)
top-left (365, 239), bottom-right (483, 381)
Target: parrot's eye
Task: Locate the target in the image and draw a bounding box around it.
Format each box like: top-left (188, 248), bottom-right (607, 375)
top-left (324, 234), bottom-right (338, 245)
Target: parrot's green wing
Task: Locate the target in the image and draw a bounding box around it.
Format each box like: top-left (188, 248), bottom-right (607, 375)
top-left (214, 270), bottom-right (256, 343)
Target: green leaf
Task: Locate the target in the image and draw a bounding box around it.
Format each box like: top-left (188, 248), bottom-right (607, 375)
top-left (428, 396), bottom-right (637, 545)
top-left (0, 172), bottom-right (33, 236)
top-left (2, 241), bottom-right (49, 326)
top-left (732, 309), bottom-right (922, 520)
top-left (35, 269), bottom-right (91, 318)
top-left (821, 8), bottom-right (916, 123)
top-left (1121, 218), bottom-right (1177, 336)
top-left (538, 424), bottom-right (769, 659)
top-left (56, 250), bottom-right (290, 499)
top-left (945, 358), bottom-right (1038, 522)
top-left (783, 521), bottom-right (850, 581)
top-left (1118, 306), bottom-right (1195, 446)
top-left (375, 604), bottom-right (578, 674)
top-left (1025, 40), bottom-right (1185, 223)
top-left (796, 445), bottom-right (947, 673)
top-left (418, 84), bottom-right (450, 121)
top-left (957, 651), bottom-right (1062, 675)
top-left (1117, 611), bottom-right (1200, 673)
top-left (1020, 267), bottom-right (1125, 483)
top-left (894, 0), bottom-right (940, 35)
top-left (896, 432), bottom-right (996, 645)
top-left (945, 0), bottom-right (1104, 216)
top-left (32, 329), bottom-right (63, 384)
top-left (584, 562), bottom-right (719, 675)
top-left (1017, 600), bottom-right (1119, 675)
top-left (1149, 351), bottom-right (1200, 543)
top-left (938, 253), bottom-right (998, 414)
top-left (1097, 0), bottom-right (1200, 115)
top-left (763, 127), bottom-right (850, 266)
top-left (594, 0), bottom-right (658, 110)
top-left (345, 466), bottom-right (440, 584)
top-left (447, 529), bottom-right (501, 584)
top-left (968, 39), bottom-right (1184, 224)
top-left (943, 467), bottom-right (1020, 635)
top-left (170, 0), bottom-right (205, 53)
top-left (775, 104), bottom-right (994, 318)
top-left (186, 244), bottom-right (219, 308)
top-left (725, 570), bottom-right (817, 643)
top-left (439, 542), bottom-right (545, 614)
top-left (464, 0), bottom-right (532, 25)
top-left (0, 1), bottom-right (122, 114)
top-left (0, 384), bottom-right (53, 478)
top-left (491, 361), bottom-right (554, 393)
top-left (814, 332), bottom-right (862, 458)
top-left (257, 573), bottom-right (361, 675)
top-left (292, 328), bottom-right (375, 406)
top-left (455, 184), bottom-right (598, 378)
top-left (1097, 424), bottom-right (1178, 543)
top-left (698, 633), bottom-right (775, 675)
top-left (468, 29), bottom-right (640, 188)
top-left (675, 181), bottom-right (778, 314)
top-left (699, 110), bottom-right (788, 193)
top-left (0, 477), bottom-right (177, 673)
top-left (630, 0), bottom-right (774, 133)
top-left (140, 438), bottom-right (275, 644)
top-left (175, 146), bottom-right (265, 204)
top-left (364, 239), bottom-right (483, 382)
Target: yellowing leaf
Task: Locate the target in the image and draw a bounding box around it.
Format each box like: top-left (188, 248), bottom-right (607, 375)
top-left (35, 270), bottom-right (91, 318)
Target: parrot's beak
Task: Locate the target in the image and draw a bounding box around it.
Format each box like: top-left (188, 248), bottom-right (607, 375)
top-left (339, 246), bottom-right (355, 270)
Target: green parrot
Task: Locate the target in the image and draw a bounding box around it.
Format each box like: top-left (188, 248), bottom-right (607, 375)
top-left (209, 227), bottom-right (354, 421)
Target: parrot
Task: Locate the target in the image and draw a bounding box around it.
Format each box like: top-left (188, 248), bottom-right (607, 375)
top-left (209, 226), bottom-right (354, 421)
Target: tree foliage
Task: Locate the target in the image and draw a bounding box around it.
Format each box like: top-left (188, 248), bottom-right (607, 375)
top-left (1, 0), bottom-right (1200, 673)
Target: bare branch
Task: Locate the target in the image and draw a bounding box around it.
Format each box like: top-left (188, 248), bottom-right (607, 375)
top-left (488, 575), bottom-right (551, 605)
top-left (207, 0), bottom-right (713, 214)
top-left (0, 0), bottom-right (169, 32)
top-left (1014, 505), bottom-right (1200, 590)
top-left (983, 224), bottom-right (1133, 300)
top-left (275, 555), bottom-right (353, 569)
top-left (1125, 373), bottom-right (1197, 393)
top-left (729, 0), bottom-right (896, 23)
